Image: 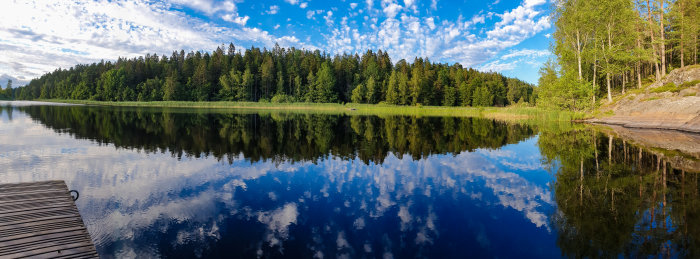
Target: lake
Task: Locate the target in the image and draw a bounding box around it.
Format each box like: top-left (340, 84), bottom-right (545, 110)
top-left (1, 101), bottom-right (698, 258)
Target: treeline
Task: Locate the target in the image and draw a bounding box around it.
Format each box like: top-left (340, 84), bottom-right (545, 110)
top-left (0, 80), bottom-right (12, 100)
top-left (14, 44), bottom-right (534, 106)
top-left (540, 0), bottom-right (700, 110)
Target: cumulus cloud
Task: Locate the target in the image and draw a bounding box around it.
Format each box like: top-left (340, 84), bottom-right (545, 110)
top-left (0, 0), bottom-right (551, 84)
top-left (0, 0), bottom-right (325, 81)
top-left (324, 0), bottom-right (551, 71)
top-left (267, 5), bottom-right (280, 15)
top-left (381, 0), bottom-right (402, 18)
top-left (478, 49), bottom-right (550, 72)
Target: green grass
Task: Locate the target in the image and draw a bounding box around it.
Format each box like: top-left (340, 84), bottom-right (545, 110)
top-left (650, 82), bottom-right (680, 93)
top-left (643, 97), bottom-right (661, 101)
top-left (37, 99), bottom-right (585, 122)
top-left (680, 79), bottom-right (700, 88)
top-left (649, 80), bottom-right (698, 94)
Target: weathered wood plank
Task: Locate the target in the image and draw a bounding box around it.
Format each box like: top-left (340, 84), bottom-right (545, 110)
top-left (0, 180), bottom-right (98, 258)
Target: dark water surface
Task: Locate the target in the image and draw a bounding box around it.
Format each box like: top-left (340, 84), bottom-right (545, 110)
top-left (1, 101), bottom-right (698, 258)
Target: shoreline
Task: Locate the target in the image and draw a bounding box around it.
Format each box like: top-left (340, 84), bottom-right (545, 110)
top-left (15, 99), bottom-right (584, 122)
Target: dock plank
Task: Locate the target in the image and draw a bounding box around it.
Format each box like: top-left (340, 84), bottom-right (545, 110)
top-left (0, 180), bottom-right (98, 258)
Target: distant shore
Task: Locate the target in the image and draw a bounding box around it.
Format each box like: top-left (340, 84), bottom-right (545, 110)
top-left (29, 99), bottom-right (584, 122)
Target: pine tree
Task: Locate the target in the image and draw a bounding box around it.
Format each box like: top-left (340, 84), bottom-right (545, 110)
top-left (366, 76), bottom-right (377, 104)
top-left (386, 70), bottom-right (399, 104)
top-left (351, 83), bottom-right (366, 103)
top-left (314, 62), bottom-right (337, 103)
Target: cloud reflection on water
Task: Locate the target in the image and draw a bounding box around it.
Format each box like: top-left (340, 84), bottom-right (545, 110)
top-left (0, 108), bottom-right (557, 258)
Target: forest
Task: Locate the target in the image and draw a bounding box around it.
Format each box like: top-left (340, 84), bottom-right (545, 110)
top-left (540, 0), bottom-right (700, 110)
top-left (0, 80), bottom-right (11, 100)
top-left (11, 45), bottom-right (534, 107)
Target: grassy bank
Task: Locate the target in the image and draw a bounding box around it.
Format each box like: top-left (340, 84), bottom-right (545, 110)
top-left (38, 99), bottom-right (586, 122)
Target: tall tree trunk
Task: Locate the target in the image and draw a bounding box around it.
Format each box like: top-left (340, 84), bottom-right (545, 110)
top-left (637, 29), bottom-right (643, 88)
top-left (593, 40), bottom-right (598, 104)
top-left (695, 34), bottom-right (698, 65)
top-left (660, 0), bottom-right (666, 76)
top-left (606, 72), bottom-right (612, 102)
top-left (606, 27), bottom-right (613, 102)
top-left (647, 0), bottom-right (661, 80)
top-left (622, 71), bottom-right (627, 94)
top-left (680, 0), bottom-right (685, 68)
top-left (577, 29), bottom-right (583, 80)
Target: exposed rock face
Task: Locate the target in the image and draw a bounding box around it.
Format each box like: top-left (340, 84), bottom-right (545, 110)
top-left (589, 66), bottom-right (700, 133)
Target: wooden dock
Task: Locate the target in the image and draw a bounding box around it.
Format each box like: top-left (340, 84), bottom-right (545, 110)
top-left (0, 180), bottom-right (98, 258)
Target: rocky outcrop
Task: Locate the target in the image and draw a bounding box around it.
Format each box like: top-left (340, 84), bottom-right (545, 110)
top-left (589, 66), bottom-right (700, 133)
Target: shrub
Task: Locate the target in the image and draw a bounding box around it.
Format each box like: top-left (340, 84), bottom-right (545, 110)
top-left (271, 94), bottom-right (295, 103)
top-left (680, 80), bottom-right (700, 88)
top-left (650, 82), bottom-right (679, 93)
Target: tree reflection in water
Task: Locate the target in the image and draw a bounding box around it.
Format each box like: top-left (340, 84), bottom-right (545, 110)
top-left (1, 104), bottom-right (698, 258)
top-left (540, 126), bottom-right (700, 258)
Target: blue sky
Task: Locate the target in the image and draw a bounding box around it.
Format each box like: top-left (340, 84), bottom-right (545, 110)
top-left (0, 0), bottom-right (554, 86)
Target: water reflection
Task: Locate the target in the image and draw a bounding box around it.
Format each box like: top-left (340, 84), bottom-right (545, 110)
top-left (0, 102), bottom-right (698, 258)
top-left (539, 126), bottom-right (700, 258)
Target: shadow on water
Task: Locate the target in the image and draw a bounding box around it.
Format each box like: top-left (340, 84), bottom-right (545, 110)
top-left (1, 103), bottom-right (699, 258)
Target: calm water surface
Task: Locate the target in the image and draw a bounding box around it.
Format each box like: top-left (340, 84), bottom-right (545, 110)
top-left (0, 101), bottom-right (698, 258)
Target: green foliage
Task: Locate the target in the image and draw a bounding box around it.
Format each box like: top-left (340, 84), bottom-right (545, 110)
top-left (1, 79), bottom-right (14, 100)
top-left (472, 86), bottom-right (493, 107)
top-left (163, 75), bottom-right (182, 101)
top-left (271, 94), bottom-right (295, 103)
top-left (310, 62), bottom-right (337, 103)
top-left (385, 70), bottom-right (399, 104)
top-left (365, 76), bottom-right (377, 104)
top-left (351, 83), bottom-right (366, 103)
top-left (137, 77), bottom-right (163, 101)
top-left (650, 82), bottom-right (680, 93)
top-left (15, 45), bottom-right (534, 107)
top-left (442, 84), bottom-right (457, 106)
top-left (536, 59), bottom-right (593, 111)
top-left (97, 68), bottom-right (127, 101)
top-left (679, 80), bottom-right (700, 88)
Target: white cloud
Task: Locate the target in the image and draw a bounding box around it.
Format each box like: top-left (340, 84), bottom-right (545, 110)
top-left (222, 13), bottom-right (250, 25)
top-left (267, 5), bottom-right (280, 15)
top-left (300, 2), bottom-right (308, 8)
top-left (381, 0), bottom-right (402, 18)
top-left (170, 0), bottom-right (237, 15)
top-left (500, 49), bottom-right (550, 60)
top-left (0, 0), bottom-right (552, 82)
top-left (478, 60), bottom-right (516, 72)
top-left (324, 11), bottom-right (334, 26)
top-left (0, 0), bottom-right (324, 81)
top-left (323, 0), bottom-right (551, 72)
top-left (366, 0), bottom-right (374, 11)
